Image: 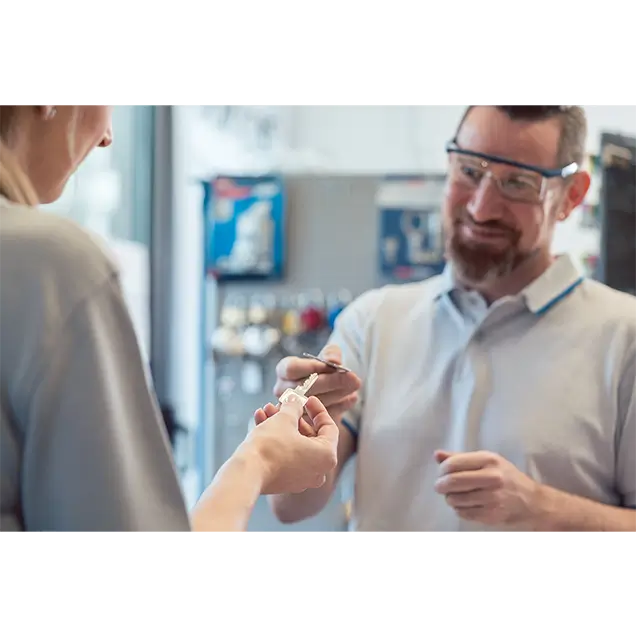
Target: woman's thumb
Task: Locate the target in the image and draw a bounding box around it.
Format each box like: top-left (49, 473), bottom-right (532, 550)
top-left (277, 394), bottom-right (304, 423)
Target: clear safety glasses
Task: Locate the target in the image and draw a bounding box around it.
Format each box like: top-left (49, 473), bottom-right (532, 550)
top-left (446, 140), bottom-right (579, 204)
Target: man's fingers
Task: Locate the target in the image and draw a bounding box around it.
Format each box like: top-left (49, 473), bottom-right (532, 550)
top-left (305, 396), bottom-right (339, 446)
top-left (274, 345), bottom-right (347, 383)
top-left (311, 378), bottom-right (361, 402)
top-left (435, 469), bottom-right (504, 495)
top-left (274, 372), bottom-right (361, 402)
top-left (326, 393), bottom-right (358, 419)
top-left (438, 451), bottom-right (498, 476)
top-left (445, 490), bottom-right (495, 509)
top-left (434, 450), bottom-right (454, 464)
top-left (312, 372), bottom-right (361, 396)
top-left (319, 344), bottom-right (342, 365)
top-left (275, 356), bottom-right (334, 383)
top-left (271, 386), bottom-right (358, 419)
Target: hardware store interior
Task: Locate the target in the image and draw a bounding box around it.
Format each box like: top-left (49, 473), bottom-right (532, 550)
top-left (19, 105), bottom-right (636, 531)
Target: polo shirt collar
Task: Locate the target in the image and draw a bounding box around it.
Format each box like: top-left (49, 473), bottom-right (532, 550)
top-left (522, 254), bottom-right (584, 315)
top-left (435, 254), bottom-right (584, 315)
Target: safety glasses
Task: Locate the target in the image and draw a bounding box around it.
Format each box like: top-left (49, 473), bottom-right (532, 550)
top-left (445, 140), bottom-right (579, 204)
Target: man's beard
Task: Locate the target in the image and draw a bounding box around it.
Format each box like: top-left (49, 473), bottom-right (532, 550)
top-left (445, 208), bottom-right (526, 286)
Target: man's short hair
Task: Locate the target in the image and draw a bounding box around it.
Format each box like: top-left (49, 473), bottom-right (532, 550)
top-left (456, 106), bottom-right (588, 167)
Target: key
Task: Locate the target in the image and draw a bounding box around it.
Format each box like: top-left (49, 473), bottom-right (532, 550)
top-left (278, 372), bottom-right (319, 408)
top-left (302, 352), bottom-right (351, 373)
top-left (298, 372), bottom-right (319, 396)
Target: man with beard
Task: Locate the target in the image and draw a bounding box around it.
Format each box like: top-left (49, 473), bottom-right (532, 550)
top-left (266, 106), bottom-right (636, 531)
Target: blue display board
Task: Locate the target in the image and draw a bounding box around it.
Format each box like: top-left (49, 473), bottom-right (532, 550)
top-left (377, 175), bottom-right (446, 282)
top-left (203, 175), bottom-right (285, 281)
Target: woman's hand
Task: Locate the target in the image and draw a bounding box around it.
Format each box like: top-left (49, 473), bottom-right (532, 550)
top-left (191, 395), bottom-right (338, 531)
top-left (241, 395), bottom-right (339, 495)
top-left (254, 399), bottom-right (317, 437)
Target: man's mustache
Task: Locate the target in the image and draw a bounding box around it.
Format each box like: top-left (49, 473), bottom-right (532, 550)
top-left (453, 212), bottom-right (519, 239)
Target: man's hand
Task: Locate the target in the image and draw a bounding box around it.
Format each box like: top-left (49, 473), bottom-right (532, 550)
top-left (274, 344), bottom-right (361, 425)
top-left (434, 450), bottom-right (541, 529)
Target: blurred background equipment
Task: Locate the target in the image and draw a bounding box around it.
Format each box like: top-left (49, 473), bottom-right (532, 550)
top-left (597, 133), bottom-right (636, 296)
top-left (377, 175), bottom-right (447, 282)
top-left (39, 105), bottom-right (636, 529)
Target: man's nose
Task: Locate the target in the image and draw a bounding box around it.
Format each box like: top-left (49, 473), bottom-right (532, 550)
top-left (466, 176), bottom-right (504, 223)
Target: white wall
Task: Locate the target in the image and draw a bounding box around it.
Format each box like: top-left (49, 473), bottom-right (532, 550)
top-left (289, 105), bottom-right (636, 174)
top-left (290, 106), bottom-right (427, 173)
top-left (178, 106), bottom-right (636, 178)
top-left (582, 105), bottom-right (636, 154)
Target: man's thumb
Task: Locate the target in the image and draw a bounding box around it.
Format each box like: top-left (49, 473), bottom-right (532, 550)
top-left (434, 450), bottom-right (454, 464)
top-left (320, 344), bottom-right (342, 364)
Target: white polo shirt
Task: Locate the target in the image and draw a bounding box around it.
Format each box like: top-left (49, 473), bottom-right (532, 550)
top-left (330, 254), bottom-right (636, 531)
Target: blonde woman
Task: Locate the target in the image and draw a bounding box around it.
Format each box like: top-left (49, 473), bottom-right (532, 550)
top-left (0, 106), bottom-right (338, 531)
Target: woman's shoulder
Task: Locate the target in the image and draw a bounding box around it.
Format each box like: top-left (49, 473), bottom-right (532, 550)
top-left (0, 196), bottom-right (118, 296)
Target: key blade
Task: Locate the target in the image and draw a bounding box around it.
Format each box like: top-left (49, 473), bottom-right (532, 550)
top-left (297, 372), bottom-right (319, 396)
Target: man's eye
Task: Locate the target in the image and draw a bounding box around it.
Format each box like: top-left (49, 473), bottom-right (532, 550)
top-left (460, 165), bottom-right (482, 182)
top-left (504, 178), bottom-right (535, 192)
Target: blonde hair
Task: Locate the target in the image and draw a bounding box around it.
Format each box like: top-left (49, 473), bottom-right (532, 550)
top-left (0, 106), bottom-right (39, 206)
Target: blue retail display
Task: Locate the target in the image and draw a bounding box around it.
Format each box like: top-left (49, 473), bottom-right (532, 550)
top-left (203, 175), bottom-right (286, 281)
top-left (377, 175), bottom-right (446, 282)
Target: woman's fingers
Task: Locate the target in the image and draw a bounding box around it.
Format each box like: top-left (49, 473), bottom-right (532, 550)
top-left (255, 402), bottom-right (316, 437)
top-left (305, 396), bottom-right (339, 446)
top-left (298, 417), bottom-right (317, 437)
top-left (253, 408), bottom-right (268, 426)
top-left (263, 403), bottom-right (279, 418)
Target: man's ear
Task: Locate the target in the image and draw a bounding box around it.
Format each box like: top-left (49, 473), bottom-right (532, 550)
top-left (567, 172), bottom-right (592, 215)
top-left (560, 171), bottom-right (591, 221)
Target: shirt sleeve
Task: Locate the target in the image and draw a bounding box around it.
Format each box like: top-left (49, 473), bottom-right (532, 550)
top-left (21, 273), bottom-right (191, 531)
top-left (327, 289), bottom-right (383, 437)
